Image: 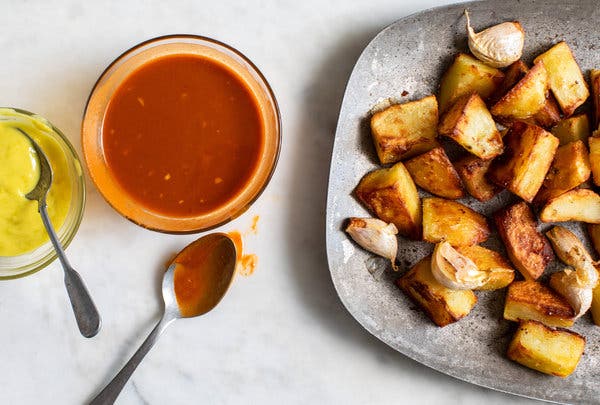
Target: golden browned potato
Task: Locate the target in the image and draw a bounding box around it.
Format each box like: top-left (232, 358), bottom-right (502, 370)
top-left (397, 256), bottom-right (477, 327)
top-left (534, 42), bottom-right (589, 116)
top-left (438, 53), bottom-right (504, 112)
top-left (494, 202), bottom-right (554, 280)
top-left (488, 121), bottom-right (559, 202)
top-left (533, 140), bottom-right (591, 204)
top-left (532, 94), bottom-right (562, 129)
top-left (355, 162), bottom-right (421, 239)
top-left (490, 60), bottom-right (529, 104)
top-left (422, 197), bottom-right (490, 246)
top-left (455, 245), bottom-right (515, 290)
top-left (587, 224), bottom-right (600, 256)
top-left (404, 147), bottom-right (464, 199)
top-left (591, 69), bottom-right (600, 129)
top-left (507, 320), bottom-right (585, 377)
top-left (438, 92), bottom-right (503, 159)
top-left (504, 281), bottom-right (575, 328)
top-left (370, 95), bottom-right (439, 164)
top-left (490, 62), bottom-right (549, 124)
top-left (454, 155), bottom-right (501, 202)
top-left (589, 136), bottom-right (600, 186)
top-left (551, 114), bottom-right (590, 145)
top-left (592, 283), bottom-right (600, 326)
top-left (539, 189), bottom-right (600, 224)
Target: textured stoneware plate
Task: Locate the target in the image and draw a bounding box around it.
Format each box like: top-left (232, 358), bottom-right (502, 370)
top-left (326, 1), bottom-right (600, 403)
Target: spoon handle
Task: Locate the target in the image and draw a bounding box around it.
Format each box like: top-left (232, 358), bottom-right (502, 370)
top-left (89, 315), bottom-right (176, 405)
top-left (39, 202), bottom-right (101, 338)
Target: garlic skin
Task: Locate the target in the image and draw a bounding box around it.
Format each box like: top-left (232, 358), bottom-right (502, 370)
top-left (465, 10), bottom-right (525, 68)
top-left (550, 269), bottom-right (593, 319)
top-left (431, 241), bottom-right (487, 290)
top-left (546, 226), bottom-right (599, 289)
top-left (345, 217), bottom-right (399, 270)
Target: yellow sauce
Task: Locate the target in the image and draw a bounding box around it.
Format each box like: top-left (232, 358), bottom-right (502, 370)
top-left (0, 110), bottom-right (72, 256)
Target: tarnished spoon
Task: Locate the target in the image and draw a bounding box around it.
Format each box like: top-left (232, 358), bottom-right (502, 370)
top-left (89, 233), bottom-right (237, 405)
top-left (17, 128), bottom-right (101, 338)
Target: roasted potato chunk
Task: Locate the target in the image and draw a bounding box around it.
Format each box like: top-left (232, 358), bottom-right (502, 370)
top-left (534, 42), bottom-right (589, 116)
top-left (454, 155), bottom-right (501, 202)
top-left (490, 60), bottom-right (529, 104)
top-left (504, 281), bottom-right (575, 328)
top-left (438, 92), bottom-right (503, 159)
top-left (355, 162), bottom-right (421, 239)
top-left (551, 114), bottom-right (590, 145)
top-left (404, 147), bottom-right (464, 199)
top-left (539, 189), bottom-right (600, 224)
top-left (507, 320), bottom-right (585, 377)
top-left (494, 202), bottom-right (554, 280)
top-left (370, 95), bottom-right (439, 164)
top-left (532, 94), bottom-right (562, 129)
top-left (422, 197), bottom-right (490, 246)
top-left (592, 283), bottom-right (600, 327)
top-left (589, 136), bottom-right (600, 186)
top-left (438, 53), bottom-right (504, 112)
top-left (591, 69), bottom-right (600, 129)
top-left (490, 62), bottom-right (549, 124)
top-left (533, 140), bottom-right (591, 204)
top-left (397, 256), bottom-right (477, 327)
top-left (456, 245), bottom-right (515, 290)
top-left (488, 121), bottom-right (559, 202)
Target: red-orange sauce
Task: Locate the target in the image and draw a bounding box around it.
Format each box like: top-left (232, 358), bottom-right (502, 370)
top-left (103, 54), bottom-right (263, 217)
top-left (228, 230), bottom-right (258, 276)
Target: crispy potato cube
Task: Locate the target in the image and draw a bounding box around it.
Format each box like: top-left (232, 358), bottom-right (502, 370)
top-left (404, 147), bottom-right (464, 199)
top-left (438, 53), bottom-right (504, 112)
top-left (494, 202), bottom-right (554, 280)
top-left (370, 95), bottom-right (439, 164)
top-left (592, 283), bottom-right (600, 326)
top-left (589, 136), bottom-right (600, 186)
top-left (507, 320), bottom-right (585, 377)
top-left (422, 197), bottom-right (490, 246)
top-left (540, 189), bottom-right (600, 223)
top-left (355, 162), bottom-right (421, 239)
top-left (454, 155), bottom-right (501, 202)
top-left (456, 245), bottom-right (514, 290)
top-left (534, 42), bottom-right (589, 116)
top-left (488, 121), bottom-right (559, 202)
top-left (532, 94), bottom-right (562, 129)
top-left (438, 92), bottom-right (503, 159)
top-left (587, 224), bottom-right (600, 256)
top-left (534, 140), bottom-right (591, 204)
top-left (591, 69), bottom-right (600, 129)
top-left (491, 62), bottom-right (549, 124)
top-left (504, 281), bottom-right (575, 328)
top-left (490, 60), bottom-right (529, 104)
top-left (397, 256), bottom-right (477, 327)
top-left (551, 114), bottom-right (590, 145)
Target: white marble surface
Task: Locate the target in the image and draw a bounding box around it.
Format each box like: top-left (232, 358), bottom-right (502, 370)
top-left (0, 1), bottom-right (542, 404)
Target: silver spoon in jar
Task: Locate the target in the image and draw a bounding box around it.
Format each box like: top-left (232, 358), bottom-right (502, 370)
top-left (89, 233), bottom-right (237, 405)
top-left (17, 128), bottom-right (101, 338)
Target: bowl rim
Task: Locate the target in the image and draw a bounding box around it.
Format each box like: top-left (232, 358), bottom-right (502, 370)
top-left (0, 107), bottom-right (86, 280)
top-left (81, 34), bottom-right (281, 234)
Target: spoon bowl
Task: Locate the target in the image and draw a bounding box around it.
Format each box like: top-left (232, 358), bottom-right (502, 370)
top-left (90, 233), bottom-right (237, 405)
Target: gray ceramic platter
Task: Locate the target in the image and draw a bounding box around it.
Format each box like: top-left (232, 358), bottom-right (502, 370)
top-left (326, 1), bottom-right (600, 403)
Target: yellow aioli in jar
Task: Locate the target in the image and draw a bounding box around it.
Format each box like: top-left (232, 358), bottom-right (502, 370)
top-left (0, 111), bottom-right (72, 256)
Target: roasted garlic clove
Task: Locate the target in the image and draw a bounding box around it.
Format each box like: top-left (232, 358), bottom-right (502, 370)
top-left (546, 226), bottom-right (599, 289)
top-left (431, 241), bottom-right (487, 289)
top-left (345, 217), bottom-right (399, 270)
top-left (550, 269), bottom-right (593, 319)
top-left (465, 10), bottom-right (524, 68)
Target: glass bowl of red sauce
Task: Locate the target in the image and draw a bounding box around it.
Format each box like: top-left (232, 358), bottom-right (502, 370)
top-left (82, 35), bottom-right (280, 233)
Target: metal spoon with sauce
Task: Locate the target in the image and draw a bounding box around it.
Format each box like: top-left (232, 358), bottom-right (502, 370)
top-left (17, 128), bottom-right (101, 338)
top-left (89, 233), bottom-right (237, 405)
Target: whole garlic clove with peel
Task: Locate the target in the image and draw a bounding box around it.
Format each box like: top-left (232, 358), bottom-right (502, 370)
top-left (550, 269), bottom-right (593, 319)
top-left (465, 10), bottom-right (524, 68)
top-left (345, 217), bottom-right (399, 270)
top-left (431, 241), bottom-right (487, 290)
